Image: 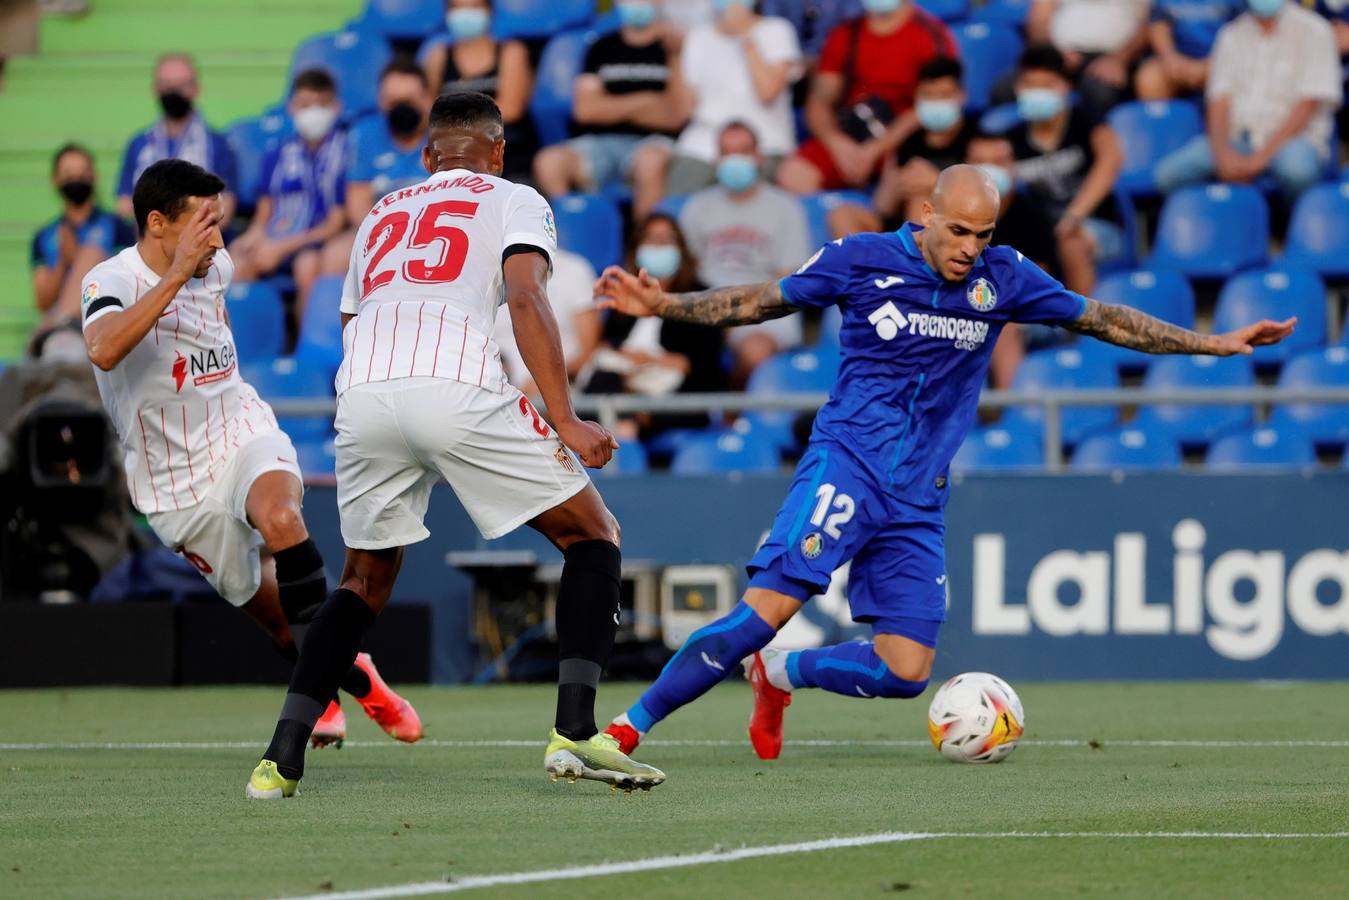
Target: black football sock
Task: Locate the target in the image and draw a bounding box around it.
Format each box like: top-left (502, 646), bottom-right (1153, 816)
top-left (273, 538), bottom-right (327, 625)
top-left (340, 662), bottom-right (372, 699)
top-left (554, 540), bottom-right (621, 741)
top-left (263, 588), bottom-right (376, 779)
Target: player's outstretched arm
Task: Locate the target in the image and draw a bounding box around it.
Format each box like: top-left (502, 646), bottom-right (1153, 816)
top-left (595, 266), bottom-right (796, 327)
top-left (1066, 299), bottom-right (1297, 357)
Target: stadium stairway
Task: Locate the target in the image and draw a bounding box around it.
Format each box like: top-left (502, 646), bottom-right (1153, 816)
top-left (0, 0), bottom-right (362, 359)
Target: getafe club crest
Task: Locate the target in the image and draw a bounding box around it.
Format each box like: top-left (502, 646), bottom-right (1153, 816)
top-left (967, 277), bottom-right (997, 312)
top-left (800, 532), bottom-right (824, 560)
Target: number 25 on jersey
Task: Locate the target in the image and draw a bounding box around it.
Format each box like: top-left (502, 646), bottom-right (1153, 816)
top-left (362, 200), bottom-right (480, 299)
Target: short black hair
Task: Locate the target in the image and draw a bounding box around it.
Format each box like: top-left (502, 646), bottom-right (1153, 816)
top-left (51, 142), bottom-right (93, 174)
top-left (918, 56), bottom-right (963, 85)
top-left (1018, 43), bottom-right (1067, 78)
top-left (291, 67), bottom-right (337, 96)
top-left (429, 90), bottom-right (504, 139)
top-left (719, 119), bottom-right (760, 148)
top-left (380, 59), bottom-right (429, 88)
top-left (132, 158), bottom-right (226, 232)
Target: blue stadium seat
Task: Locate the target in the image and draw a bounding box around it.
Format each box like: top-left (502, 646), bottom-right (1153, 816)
top-left (225, 111), bottom-right (292, 210)
top-left (950, 421), bottom-right (1043, 472)
top-left (1132, 355), bottom-right (1255, 448)
top-left (357, 0), bottom-right (443, 41)
top-left (652, 193), bottom-right (690, 220)
top-left (552, 193), bottom-right (623, 272)
top-left (1268, 346), bottom-right (1349, 447)
top-left (745, 348), bottom-right (839, 451)
top-left (595, 439), bottom-right (649, 477)
top-left (289, 30), bottom-right (392, 123)
top-left (294, 435), bottom-right (337, 478)
top-left (1072, 427), bottom-right (1182, 472)
top-left (293, 276), bottom-right (346, 382)
top-left (916, 0), bottom-right (971, 22)
top-left (972, 0), bottom-right (1031, 26)
top-left (800, 191), bottom-right (872, 250)
top-left (224, 281), bottom-right (286, 364)
top-left (1086, 268), bottom-right (1196, 374)
top-left (952, 22), bottom-right (1023, 112)
top-left (494, 0), bottom-right (596, 40)
top-left (1005, 346), bottom-right (1118, 448)
top-left (671, 430), bottom-right (781, 474)
top-left (240, 357), bottom-right (334, 441)
top-left (978, 102), bottom-right (1021, 134)
top-left (531, 23), bottom-right (618, 146)
top-left (1281, 182), bottom-right (1349, 280)
top-left (1206, 424), bottom-right (1317, 470)
top-left (1213, 266), bottom-right (1327, 368)
top-left (1108, 100), bottom-right (1203, 197)
top-left (1150, 184), bottom-right (1268, 280)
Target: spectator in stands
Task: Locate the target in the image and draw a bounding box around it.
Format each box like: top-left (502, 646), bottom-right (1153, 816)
top-left (679, 122), bottom-right (811, 384)
top-left (1026, 0), bottom-right (1151, 117)
top-left (116, 53), bottom-right (237, 224)
top-left (776, 0), bottom-right (956, 195)
top-left (228, 70), bottom-right (348, 322)
top-left (666, 0), bottom-right (804, 196)
top-left (1153, 0), bottom-right (1341, 203)
top-left (533, 0), bottom-right (687, 221)
top-left (585, 213), bottom-right (726, 438)
top-left (31, 144), bottom-right (135, 326)
top-left (320, 60), bottom-right (433, 276)
top-left (1315, 1), bottom-right (1349, 138)
top-left (761, 0), bottom-right (865, 61)
top-left (492, 249), bottom-right (601, 391)
top-left (422, 0), bottom-right (536, 180)
top-left (1007, 44), bottom-right (1125, 296)
top-left (1134, 0), bottom-right (1242, 100)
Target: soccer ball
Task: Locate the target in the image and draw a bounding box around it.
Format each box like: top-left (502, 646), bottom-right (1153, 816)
top-left (926, 672), bottom-right (1026, 763)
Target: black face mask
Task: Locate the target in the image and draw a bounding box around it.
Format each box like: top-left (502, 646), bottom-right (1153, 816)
top-left (59, 180), bottom-right (94, 205)
top-left (387, 102), bottom-right (422, 137)
top-left (159, 90), bottom-right (193, 120)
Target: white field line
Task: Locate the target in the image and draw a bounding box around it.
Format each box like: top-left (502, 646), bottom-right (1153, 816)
top-left (275, 830), bottom-right (1349, 900)
top-left (3, 738), bottom-right (1349, 751)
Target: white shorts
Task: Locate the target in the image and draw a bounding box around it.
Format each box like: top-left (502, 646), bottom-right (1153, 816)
top-left (146, 428), bottom-right (303, 606)
top-left (335, 377), bottom-right (590, 547)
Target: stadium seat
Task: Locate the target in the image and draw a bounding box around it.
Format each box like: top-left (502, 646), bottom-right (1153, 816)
top-left (671, 430), bottom-right (781, 474)
top-left (915, 0), bottom-right (971, 22)
top-left (1005, 346), bottom-right (1119, 448)
top-left (224, 281), bottom-right (286, 364)
top-left (1212, 266), bottom-right (1327, 368)
top-left (293, 276), bottom-right (346, 381)
top-left (225, 111), bottom-right (292, 210)
top-left (1132, 355), bottom-right (1255, 448)
top-left (288, 30), bottom-right (392, 123)
top-left (800, 191), bottom-right (872, 251)
top-left (1205, 424), bottom-right (1317, 470)
top-left (952, 22), bottom-right (1023, 111)
top-left (972, 0), bottom-right (1031, 26)
top-left (1150, 184), bottom-right (1268, 280)
top-left (652, 193), bottom-right (690, 220)
top-left (552, 193), bottom-right (623, 272)
top-left (1281, 182), bottom-right (1349, 280)
top-left (1071, 427), bottom-right (1182, 472)
top-left (357, 0), bottom-right (443, 41)
top-left (595, 439), bottom-right (649, 477)
top-left (1086, 268), bottom-right (1196, 374)
top-left (745, 348), bottom-right (839, 451)
top-left (1268, 346), bottom-right (1349, 447)
top-left (240, 357), bottom-right (334, 441)
top-left (950, 421), bottom-right (1043, 472)
top-left (494, 0), bottom-right (596, 40)
top-left (293, 434), bottom-right (337, 478)
top-left (531, 24), bottom-right (617, 146)
top-left (1107, 101), bottom-right (1203, 197)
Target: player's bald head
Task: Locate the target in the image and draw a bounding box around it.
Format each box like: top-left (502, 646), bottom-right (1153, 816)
top-left (425, 91), bottom-right (506, 176)
top-left (918, 164), bottom-right (1001, 282)
top-left (930, 164), bottom-right (1001, 220)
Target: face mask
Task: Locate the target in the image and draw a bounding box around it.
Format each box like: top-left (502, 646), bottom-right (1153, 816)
top-left (618, 1), bottom-right (658, 29)
top-left (916, 99), bottom-right (962, 133)
top-left (293, 105), bottom-right (339, 142)
top-left (977, 163), bottom-right (1013, 198)
top-left (636, 244), bottom-right (682, 280)
top-left (1016, 88), bottom-right (1066, 123)
top-left (862, 0), bottom-right (903, 13)
top-left (446, 7), bottom-right (491, 40)
top-left (387, 102), bottom-right (423, 137)
top-left (715, 0), bottom-right (752, 13)
top-left (158, 91), bottom-right (193, 121)
top-left (58, 180), bottom-right (94, 205)
top-left (716, 154), bottom-right (759, 193)
top-left (1247, 0), bottom-right (1283, 17)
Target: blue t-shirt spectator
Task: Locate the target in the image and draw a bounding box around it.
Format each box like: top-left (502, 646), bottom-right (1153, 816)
top-left (258, 129), bottom-right (347, 239)
top-left (31, 210), bottom-right (135, 272)
top-left (1151, 0), bottom-right (1244, 59)
top-left (117, 114), bottom-right (237, 201)
top-left (346, 114), bottom-right (426, 200)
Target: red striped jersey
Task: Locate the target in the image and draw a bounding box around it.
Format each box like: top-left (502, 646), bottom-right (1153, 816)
top-left (336, 168), bottom-right (557, 396)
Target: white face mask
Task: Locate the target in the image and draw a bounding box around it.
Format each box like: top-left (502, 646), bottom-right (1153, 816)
top-left (293, 104), bottom-right (338, 142)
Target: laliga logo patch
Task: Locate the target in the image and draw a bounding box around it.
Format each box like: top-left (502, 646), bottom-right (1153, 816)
top-left (543, 209), bottom-right (557, 243)
top-left (81, 281), bottom-right (99, 308)
top-left (967, 277), bottom-right (997, 312)
top-left (800, 532), bottom-right (824, 560)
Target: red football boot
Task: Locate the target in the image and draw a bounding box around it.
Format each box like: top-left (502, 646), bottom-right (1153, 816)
top-left (747, 650), bottom-right (792, 760)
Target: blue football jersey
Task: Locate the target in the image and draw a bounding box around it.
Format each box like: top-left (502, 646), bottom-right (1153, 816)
top-left (779, 223), bottom-right (1086, 508)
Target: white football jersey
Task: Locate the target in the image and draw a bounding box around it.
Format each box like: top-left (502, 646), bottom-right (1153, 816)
top-left (337, 168), bottom-right (557, 396)
top-left (81, 247), bottom-right (280, 515)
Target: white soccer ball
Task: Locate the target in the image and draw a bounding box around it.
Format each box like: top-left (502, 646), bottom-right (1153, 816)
top-left (926, 672), bottom-right (1026, 764)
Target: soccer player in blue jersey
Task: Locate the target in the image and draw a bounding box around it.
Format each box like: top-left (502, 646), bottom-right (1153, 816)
top-left (594, 164), bottom-right (1295, 763)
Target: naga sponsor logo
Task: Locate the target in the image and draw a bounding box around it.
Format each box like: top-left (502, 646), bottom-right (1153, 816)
top-left (868, 301), bottom-right (990, 351)
top-left (172, 344), bottom-right (236, 391)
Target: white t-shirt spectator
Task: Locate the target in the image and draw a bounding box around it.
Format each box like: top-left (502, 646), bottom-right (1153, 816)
top-left (1207, 4), bottom-right (1342, 157)
top-left (679, 183), bottom-right (812, 287)
top-left (492, 249), bottom-right (597, 388)
top-left (1050, 0), bottom-right (1150, 54)
top-left (676, 18), bottom-right (804, 163)
top-left (662, 0), bottom-right (716, 33)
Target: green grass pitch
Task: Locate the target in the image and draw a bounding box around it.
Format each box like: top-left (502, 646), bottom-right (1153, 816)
top-left (2, 681), bottom-right (1346, 898)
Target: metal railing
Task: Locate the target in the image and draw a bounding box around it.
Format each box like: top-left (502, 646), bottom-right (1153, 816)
top-left (270, 387), bottom-right (1349, 472)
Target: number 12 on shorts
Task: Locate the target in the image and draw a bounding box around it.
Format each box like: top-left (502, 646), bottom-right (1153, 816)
top-left (811, 483), bottom-right (856, 539)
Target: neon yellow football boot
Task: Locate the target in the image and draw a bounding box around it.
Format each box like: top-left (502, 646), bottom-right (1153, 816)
top-left (543, 729), bottom-right (666, 792)
top-left (245, 759), bottom-right (298, 800)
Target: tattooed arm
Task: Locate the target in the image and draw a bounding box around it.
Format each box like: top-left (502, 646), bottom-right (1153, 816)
top-left (1066, 299), bottom-right (1296, 357)
top-left (594, 267), bottom-right (794, 326)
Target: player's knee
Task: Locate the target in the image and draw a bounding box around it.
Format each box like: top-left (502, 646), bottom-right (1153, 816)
top-left (582, 510), bottom-right (621, 548)
top-left (877, 669), bottom-right (929, 698)
top-left (258, 501), bottom-right (306, 547)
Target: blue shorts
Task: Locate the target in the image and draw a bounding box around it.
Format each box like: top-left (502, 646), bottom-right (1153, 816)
top-left (747, 443), bottom-right (947, 644)
top-left (569, 133), bottom-right (671, 189)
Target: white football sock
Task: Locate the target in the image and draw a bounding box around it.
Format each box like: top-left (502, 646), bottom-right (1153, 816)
top-left (762, 649), bottom-right (794, 693)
